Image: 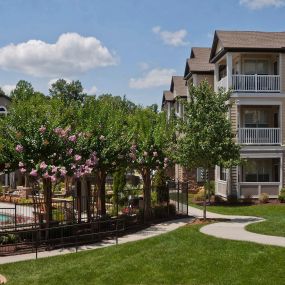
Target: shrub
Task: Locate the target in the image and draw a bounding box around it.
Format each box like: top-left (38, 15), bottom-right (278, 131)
top-left (243, 194), bottom-right (253, 204)
top-left (193, 188), bottom-right (205, 202)
top-left (152, 204), bottom-right (176, 219)
top-left (278, 188), bottom-right (285, 203)
top-left (0, 234), bottom-right (19, 245)
top-left (227, 194), bottom-right (239, 204)
top-left (259, 193), bottom-right (269, 204)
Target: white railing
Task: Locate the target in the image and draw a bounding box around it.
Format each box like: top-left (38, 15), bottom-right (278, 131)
top-left (239, 182), bottom-right (280, 197)
top-left (216, 76), bottom-right (228, 90)
top-left (232, 74), bottom-right (280, 92)
top-left (238, 128), bottom-right (281, 145)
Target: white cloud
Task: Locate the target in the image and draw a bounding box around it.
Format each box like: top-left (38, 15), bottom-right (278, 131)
top-left (129, 68), bottom-right (175, 89)
top-left (85, 85), bottom-right (98, 95)
top-left (0, 33), bottom-right (118, 78)
top-left (240, 0), bottom-right (285, 9)
top-left (152, 26), bottom-right (188, 47)
top-left (1, 84), bottom-right (16, 95)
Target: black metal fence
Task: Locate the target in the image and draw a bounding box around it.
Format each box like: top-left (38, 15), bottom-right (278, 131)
top-left (0, 218), bottom-right (125, 257)
top-left (167, 181), bottom-right (189, 216)
top-left (0, 183), bottom-right (189, 256)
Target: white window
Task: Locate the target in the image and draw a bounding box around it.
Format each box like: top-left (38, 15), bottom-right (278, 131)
top-left (244, 59), bottom-right (269, 75)
top-left (220, 167), bottom-right (227, 181)
top-left (243, 109), bottom-right (269, 128)
top-left (196, 168), bottom-right (204, 182)
top-left (0, 106), bottom-right (7, 116)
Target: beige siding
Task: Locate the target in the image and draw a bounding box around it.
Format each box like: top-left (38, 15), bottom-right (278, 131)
top-left (230, 166), bottom-right (238, 197)
top-left (0, 96), bottom-right (10, 108)
top-left (281, 53), bottom-right (285, 93)
top-left (196, 74), bottom-right (214, 87)
top-left (282, 98), bottom-right (285, 145)
top-left (230, 101), bottom-right (238, 134)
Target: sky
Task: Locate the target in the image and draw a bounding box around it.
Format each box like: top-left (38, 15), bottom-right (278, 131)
top-left (0, 0), bottom-right (284, 106)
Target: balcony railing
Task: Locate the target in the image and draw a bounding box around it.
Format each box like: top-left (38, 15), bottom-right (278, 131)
top-left (216, 76), bottom-right (227, 90)
top-left (232, 74), bottom-right (280, 92)
top-left (238, 128), bottom-right (281, 145)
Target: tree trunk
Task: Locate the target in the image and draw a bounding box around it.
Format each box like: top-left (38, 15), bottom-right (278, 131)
top-left (95, 170), bottom-right (107, 216)
top-left (142, 168), bottom-right (152, 221)
top-left (203, 167), bottom-right (209, 221)
top-left (76, 179), bottom-right (82, 223)
top-left (43, 178), bottom-right (53, 227)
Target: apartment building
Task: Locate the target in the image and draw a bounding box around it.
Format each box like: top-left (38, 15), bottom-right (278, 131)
top-left (0, 93), bottom-right (11, 116)
top-left (210, 30), bottom-right (285, 199)
top-left (162, 48), bottom-right (215, 189)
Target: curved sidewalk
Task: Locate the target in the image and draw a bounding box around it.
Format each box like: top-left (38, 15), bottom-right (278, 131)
top-left (188, 205), bottom-right (285, 247)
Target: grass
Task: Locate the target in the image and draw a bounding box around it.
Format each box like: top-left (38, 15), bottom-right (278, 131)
top-left (189, 195), bottom-right (285, 237)
top-left (1, 225), bottom-right (285, 285)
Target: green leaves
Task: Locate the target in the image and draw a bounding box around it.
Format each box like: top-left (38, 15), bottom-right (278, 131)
top-left (176, 80), bottom-right (240, 169)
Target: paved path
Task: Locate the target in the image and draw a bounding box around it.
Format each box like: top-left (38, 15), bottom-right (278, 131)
top-left (0, 218), bottom-right (192, 265)
top-left (188, 205), bottom-right (285, 247)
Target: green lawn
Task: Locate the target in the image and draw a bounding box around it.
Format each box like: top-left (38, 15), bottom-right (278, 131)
top-left (190, 198), bottom-right (285, 237)
top-left (1, 225), bottom-right (285, 285)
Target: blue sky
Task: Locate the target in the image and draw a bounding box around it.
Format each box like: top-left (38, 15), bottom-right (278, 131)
top-left (0, 0), bottom-right (284, 106)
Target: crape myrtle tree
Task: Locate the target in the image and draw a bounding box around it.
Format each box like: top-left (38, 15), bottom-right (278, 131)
top-left (78, 95), bottom-right (134, 216)
top-left (128, 106), bottom-right (174, 220)
top-left (0, 93), bottom-right (98, 227)
top-left (176, 81), bottom-right (240, 219)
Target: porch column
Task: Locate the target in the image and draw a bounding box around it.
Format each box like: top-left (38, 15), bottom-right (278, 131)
top-left (279, 53), bottom-right (282, 92)
top-left (214, 63), bottom-right (219, 92)
top-left (226, 53), bottom-right (233, 90)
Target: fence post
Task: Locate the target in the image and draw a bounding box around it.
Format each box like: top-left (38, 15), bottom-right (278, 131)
top-left (14, 204), bottom-right (17, 230)
top-left (186, 181), bottom-right (189, 216)
top-left (115, 219), bottom-right (118, 245)
top-left (35, 228), bottom-right (38, 259)
top-left (177, 181), bottom-right (180, 213)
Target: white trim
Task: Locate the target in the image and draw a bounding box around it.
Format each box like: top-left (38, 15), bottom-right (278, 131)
top-left (235, 99), bottom-right (282, 105)
top-left (240, 152), bottom-right (283, 158)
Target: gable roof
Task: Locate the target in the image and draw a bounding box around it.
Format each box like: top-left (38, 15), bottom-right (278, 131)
top-left (0, 94), bottom-right (12, 102)
top-left (210, 30), bottom-right (285, 63)
top-left (184, 47), bottom-right (214, 79)
top-left (170, 76), bottom-right (187, 98)
top-left (163, 90), bottom-right (174, 101)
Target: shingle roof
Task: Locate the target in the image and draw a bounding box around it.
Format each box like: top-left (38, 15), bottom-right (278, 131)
top-left (170, 76), bottom-right (187, 97)
top-left (216, 30), bottom-right (285, 49)
top-left (210, 30), bottom-right (285, 62)
top-left (163, 90), bottom-right (174, 101)
top-left (0, 94), bottom-right (12, 101)
top-left (184, 47), bottom-right (214, 78)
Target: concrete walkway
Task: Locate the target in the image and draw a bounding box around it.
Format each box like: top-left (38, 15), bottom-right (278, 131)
top-left (188, 205), bottom-right (285, 247)
top-left (0, 217), bottom-right (192, 265)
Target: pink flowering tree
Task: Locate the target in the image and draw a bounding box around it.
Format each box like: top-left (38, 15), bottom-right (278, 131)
top-left (128, 107), bottom-right (174, 220)
top-left (78, 95), bottom-right (133, 216)
top-left (0, 94), bottom-right (98, 225)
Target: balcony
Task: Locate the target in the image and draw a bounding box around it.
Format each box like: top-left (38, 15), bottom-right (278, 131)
top-left (238, 128), bottom-right (281, 145)
top-left (232, 74), bottom-right (280, 92)
top-left (217, 74), bottom-right (280, 92)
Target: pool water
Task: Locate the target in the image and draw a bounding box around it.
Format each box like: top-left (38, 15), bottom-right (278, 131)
top-left (0, 214), bottom-right (11, 222)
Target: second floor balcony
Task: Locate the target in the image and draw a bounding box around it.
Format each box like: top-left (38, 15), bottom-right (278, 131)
top-left (215, 52), bottom-right (281, 93)
top-left (237, 106), bottom-right (281, 145)
top-left (218, 74), bottom-right (280, 92)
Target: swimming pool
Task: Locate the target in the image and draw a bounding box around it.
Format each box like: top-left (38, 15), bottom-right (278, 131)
top-left (0, 214), bottom-right (12, 223)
